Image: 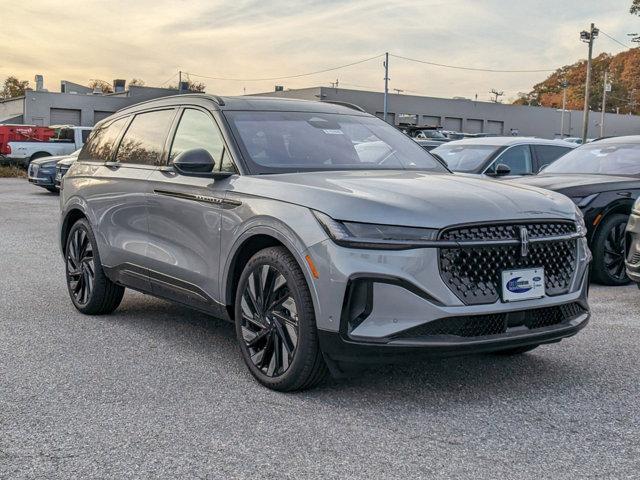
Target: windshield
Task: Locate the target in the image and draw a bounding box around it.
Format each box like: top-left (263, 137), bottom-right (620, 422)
top-left (544, 143), bottom-right (640, 175)
top-left (431, 144), bottom-right (498, 172)
top-left (225, 111), bottom-right (448, 174)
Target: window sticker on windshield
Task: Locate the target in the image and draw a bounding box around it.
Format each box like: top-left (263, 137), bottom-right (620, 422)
top-left (322, 129), bottom-right (344, 135)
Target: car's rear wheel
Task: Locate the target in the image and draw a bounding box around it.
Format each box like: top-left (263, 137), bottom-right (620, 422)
top-left (234, 246), bottom-right (327, 391)
top-left (591, 213), bottom-right (630, 286)
top-left (65, 219), bottom-right (125, 314)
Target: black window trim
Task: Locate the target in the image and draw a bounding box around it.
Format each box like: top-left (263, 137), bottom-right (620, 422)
top-left (78, 114), bottom-right (134, 165)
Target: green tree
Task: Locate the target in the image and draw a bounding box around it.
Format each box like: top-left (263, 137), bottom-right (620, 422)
top-left (1, 76), bottom-right (30, 99)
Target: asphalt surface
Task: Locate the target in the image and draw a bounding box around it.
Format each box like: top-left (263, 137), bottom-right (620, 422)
top-left (1, 178), bottom-right (639, 479)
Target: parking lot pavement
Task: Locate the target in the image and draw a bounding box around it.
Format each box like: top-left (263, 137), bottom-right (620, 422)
top-left (1, 178), bottom-right (640, 479)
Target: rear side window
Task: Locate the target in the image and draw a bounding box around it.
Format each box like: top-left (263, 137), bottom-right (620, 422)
top-left (79, 117), bottom-right (129, 162)
top-left (81, 129), bottom-right (91, 143)
top-left (533, 145), bottom-right (572, 169)
top-left (117, 110), bottom-right (175, 165)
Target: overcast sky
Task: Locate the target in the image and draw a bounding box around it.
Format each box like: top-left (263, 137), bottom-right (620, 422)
top-left (1, 0), bottom-right (637, 101)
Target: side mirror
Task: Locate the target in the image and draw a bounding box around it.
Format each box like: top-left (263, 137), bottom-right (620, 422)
top-left (492, 163), bottom-right (511, 177)
top-left (172, 148), bottom-right (216, 176)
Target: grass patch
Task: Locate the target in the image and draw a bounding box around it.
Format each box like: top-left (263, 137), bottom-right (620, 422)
top-left (0, 165), bottom-right (27, 178)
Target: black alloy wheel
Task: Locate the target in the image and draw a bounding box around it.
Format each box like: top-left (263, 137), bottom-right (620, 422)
top-left (234, 246), bottom-right (327, 391)
top-left (65, 219), bottom-right (125, 314)
top-left (603, 221), bottom-right (627, 281)
top-left (67, 227), bottom-right (95, 306)
top-left (239, 264), bottom-right (299, 377)
top-left (592, 213), bottom-right (631, 286)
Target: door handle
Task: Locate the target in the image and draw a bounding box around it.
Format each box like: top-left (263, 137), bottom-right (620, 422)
top-left (104, 161), bottom-right (120, 169)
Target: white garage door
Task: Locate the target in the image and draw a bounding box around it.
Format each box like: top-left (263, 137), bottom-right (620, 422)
top-left (443, 117), bottom-right (462, 132)
top-left (486, 120), bottom-right (504, 135)
top-left (94, 111), bottom-right (115, 124)
top-left (50, 108), bottom-right (81, 126)
top-left (466, 119), bottom-right (483, 134)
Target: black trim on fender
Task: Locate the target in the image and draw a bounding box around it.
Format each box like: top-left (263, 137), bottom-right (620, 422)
top-left (154, 189), bottom-right (242, 207)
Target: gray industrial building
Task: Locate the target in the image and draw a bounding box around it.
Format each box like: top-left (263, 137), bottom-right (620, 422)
top-left (258, 86), bottom-right (640, 139)
top-left (0, 77), bottom-right (179, 127)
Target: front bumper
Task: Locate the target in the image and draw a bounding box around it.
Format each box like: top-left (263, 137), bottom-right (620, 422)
top-left (625, 211), bottom-right (640, 283)
top-left (306, 235), bottom-right (591, 363)
top-left (27, 164), bottom-right (56, 187)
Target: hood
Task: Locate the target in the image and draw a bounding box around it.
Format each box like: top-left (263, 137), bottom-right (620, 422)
top-left (229, 170), bottom-right (577, 228)
top-left (31, 155), bottom-right (66, 167)
top-left (507, 173), bottom-right (640, 197)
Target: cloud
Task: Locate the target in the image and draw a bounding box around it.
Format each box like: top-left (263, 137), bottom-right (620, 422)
top-left (1, 0), bottom-right (637, 101)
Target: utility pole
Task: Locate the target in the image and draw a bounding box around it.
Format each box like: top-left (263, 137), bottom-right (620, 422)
top-left (489, 89), bottom-right (504, 103)
top-left (393, 88), bottom-right (403, 94)
top-left (178, 70), bottom-right (182, 93)
top-left (580, 23), bottom-right (599, 143)
top-left (560, 79), bottom-right (568, 138)
top-left (383, 52), bottom-right (389, 123)
top-left (600, 71), bottom-right (609, 137)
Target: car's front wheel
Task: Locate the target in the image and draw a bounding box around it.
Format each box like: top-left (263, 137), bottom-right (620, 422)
top-left (591, 213), bottom-right (630, 286)
top-left (234, 246), bottom-right (327, 391)
top-left (65, 219), bottom-right (125, 314)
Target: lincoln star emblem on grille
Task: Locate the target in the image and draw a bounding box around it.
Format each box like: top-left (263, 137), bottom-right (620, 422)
top-left (519, 226), bottom-right (530, 257)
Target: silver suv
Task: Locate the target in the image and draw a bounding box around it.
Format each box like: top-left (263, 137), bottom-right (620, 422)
top-left (59, 95), bottom-right (591, 391)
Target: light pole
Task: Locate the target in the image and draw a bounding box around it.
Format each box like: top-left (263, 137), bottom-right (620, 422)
top-left (580, 23), bottom-right (599, 143)
top-left (383, 52), bottom-right (389, 123)
top-left (560, 80), bottom-right (568, 138)
top-left (600, 71), bottom-right (610, 137)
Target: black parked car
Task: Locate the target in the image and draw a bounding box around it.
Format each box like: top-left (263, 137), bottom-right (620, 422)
top-left (509, 136), bottom-right (640, 285)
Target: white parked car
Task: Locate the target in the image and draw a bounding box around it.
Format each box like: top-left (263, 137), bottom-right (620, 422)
top-left (6, 125), bottom-right (92, 167)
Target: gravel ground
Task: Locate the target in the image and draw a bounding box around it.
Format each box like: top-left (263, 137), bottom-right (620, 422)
top-left (1, 178), bottom-right (639, 479)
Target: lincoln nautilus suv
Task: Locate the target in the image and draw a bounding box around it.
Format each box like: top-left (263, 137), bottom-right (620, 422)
top-left (59, 95), bottom-right (591, 391)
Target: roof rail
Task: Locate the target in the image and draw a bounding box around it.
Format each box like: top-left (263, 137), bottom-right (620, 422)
top-left (210, 95), bottom-right (225, 106)
top-left (321, 100), bottom-right (366, 113)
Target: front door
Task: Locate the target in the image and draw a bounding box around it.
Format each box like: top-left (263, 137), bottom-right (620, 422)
top-left (145, 108), bottom-right (234, 311)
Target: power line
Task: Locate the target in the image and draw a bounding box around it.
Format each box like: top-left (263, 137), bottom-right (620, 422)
top-left (159, 72), bottom-right (178, 87)
top-left (184, 54), bottom-right (385, 82)
top-left (599, 29), bottom-right (631, 49)
top-left (389, 53), bottom-right (556, 73)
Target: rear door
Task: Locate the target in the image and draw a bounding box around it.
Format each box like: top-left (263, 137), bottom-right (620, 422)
top-left (82, 109), bottom-right (177, 292)
top-left (146, 107), bottom-right (236, 310)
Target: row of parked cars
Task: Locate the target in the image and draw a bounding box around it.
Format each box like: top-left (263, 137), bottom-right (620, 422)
top-left (23, 94), bottom-right (640, 390)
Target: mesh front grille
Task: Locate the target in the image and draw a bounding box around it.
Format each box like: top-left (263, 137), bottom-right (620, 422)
top-left (394, 303), bottom-right (586, 339)
top-left (441, 221), bottom-right (576, 242)
top-left (439, 222), bottom-right (578, 306)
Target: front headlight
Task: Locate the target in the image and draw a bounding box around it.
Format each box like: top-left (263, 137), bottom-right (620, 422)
top-left (575, 205), bottom-right (587, 237)
top-left (313, 211), bottom-right (438, 249)
top-left (570, 193), bottom-right (598, 208)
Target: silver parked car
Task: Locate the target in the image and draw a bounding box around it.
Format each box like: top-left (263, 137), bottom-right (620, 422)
top-left (59, 95), bottom-right (591, 391)
top-left (432, 137), bottom-right (576, 177)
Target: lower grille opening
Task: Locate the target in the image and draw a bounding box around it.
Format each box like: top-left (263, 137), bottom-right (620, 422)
top-left (393, 302), bottom-right (586, 339)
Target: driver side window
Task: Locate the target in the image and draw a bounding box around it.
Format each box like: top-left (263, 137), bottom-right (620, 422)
top-left (489, 145), bottom-right (532, 175)
top-left (170, 109), bottom-right (232, 171)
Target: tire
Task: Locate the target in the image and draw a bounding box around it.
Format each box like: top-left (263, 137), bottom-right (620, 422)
top-left (45, 186), bottom-right (59, 194)
top-left (65, 218), bottom-right (125, 315)
top-left (234, 246), bottom-right (328, 391)
top-left (591, 213), bottom-right (630, 286)
top-left (492, 344), bottom-right (540, 355)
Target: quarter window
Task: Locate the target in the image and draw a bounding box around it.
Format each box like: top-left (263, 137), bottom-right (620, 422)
top-left (117, 110), bottom-right (175, 165)
top-left (169, 109), bottom-right (226, 169)
top-left (79, 117), bottom-right (129, 162)
top-left (489, 145), bottom-right (532, 175)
